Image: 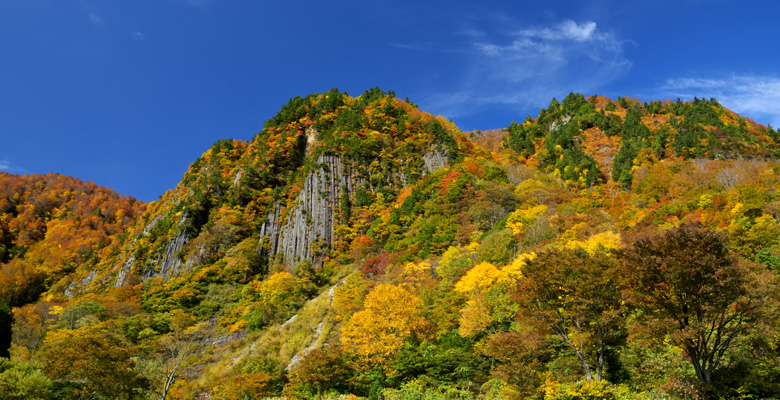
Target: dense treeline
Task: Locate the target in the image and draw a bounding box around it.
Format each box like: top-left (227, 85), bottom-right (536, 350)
top-left (0, 173), bottom-right (144, 359)
top-left (504, 93), bottom-right (780, 189)
top-left (1, 91), bottom-right (779, 399)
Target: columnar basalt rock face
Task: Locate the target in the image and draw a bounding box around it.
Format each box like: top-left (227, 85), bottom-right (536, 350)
top-left (142, 229), bottom-right (188, 280)
top-left (259, 148), bottom-right (449, 269)
top-left (423, 146), bottom-right (448, 173)
top-left (112, 213), bottom-right (190, 287)
top-left (259, 154), bottom-right (361, 268)
top-left (107, 116), bottom-right (457, 284)
top-left (113, 256), bottom-right (135, 288)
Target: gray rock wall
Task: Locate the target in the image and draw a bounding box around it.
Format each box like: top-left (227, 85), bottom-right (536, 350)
top-left (259, 147), bottom-right (449, 269)
top-left (142, 229), bottom-right (188, 280)
top-left (423, 146), bottom-right (448, 173)
top-left (259, 154), bottom-right (362, 267)
top-left (113, 212), bottom-right (190, 286)
top-left (108, 134), bottom-right (454, 282)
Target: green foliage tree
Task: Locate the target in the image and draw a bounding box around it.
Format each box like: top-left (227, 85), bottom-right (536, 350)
top-left (475, 229), bottom-right (515, 265)
top-left (286, 346), bottom-right (354, 398)
top-left (134, 322), bottom-right (211, 400)
top-left (540, 120), bottom-right (603, 186)
top-left (513, 249), bottom-right (625, 381)
top-left (612, 140), bottom-right (638, 187)
top-left (56, 300), bottom-right (106, 330)
top-left (598, 113), bottom-right (622, 136)
top-left (388, 331), bottom-right (491, 390)
top-left (620, 223), bottom-right (775, 391)
top-left (0, 358), bottom-right (55, 400)
top-left (316, 87), bottom-right (345, 113)
top-left (624, 104), bottom-right (643, 129)
top-left (39, 320), bottom-right (147, 399)
top-left (503, 120), bottom-right (536, 157)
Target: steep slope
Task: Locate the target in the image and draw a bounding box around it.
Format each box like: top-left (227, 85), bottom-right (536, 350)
top-left (6, 91), bottom-right (780, 400)
top-left (501, 93), bottom-right (779, 188)
top-left (50, 89), bottom-right (472, 312)
top-left (0, 172), bottom-right (144, 356)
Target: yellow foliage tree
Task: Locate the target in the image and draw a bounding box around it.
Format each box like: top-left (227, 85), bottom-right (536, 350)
top-left (499, 252), bottom-right (536, 284)
top-left (506, 204), bottom-right (548, 236)
top-left (453, 255), bottom-right (536, 337)
top-left (453, 262), bottom-right (502, 337)
top-left (340, 284), bottom-right (425, 367)
top-left (400, 261), bottom-right (434, 291)
top-left (454, 262), bottom-right (501, 294)
top-left (435, 243), bottom-right (479, 283)
top-left (457, 297), bottom-right (494, 337)
top-left (564, 231), bottom-right (623, 255)
top-left (246, 271), bottom-right (297, 305)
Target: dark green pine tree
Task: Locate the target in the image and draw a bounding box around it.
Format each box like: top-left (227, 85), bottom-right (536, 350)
top-left (612, 140), bottom-right (638, 188)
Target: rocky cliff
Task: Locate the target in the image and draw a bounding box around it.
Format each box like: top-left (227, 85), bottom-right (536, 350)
top-left (260, 146), bottom-right (450, 269)
top-left (68, 89), bottom-right (468, 289)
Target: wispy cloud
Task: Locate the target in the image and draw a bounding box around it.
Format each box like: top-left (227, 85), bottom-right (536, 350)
top-left (133, 31), bottom-right (146, 40)
top-left (80, 0), bottom-right (105, 26)
top-left (655, 75), bottom-right (780, 126)
top-left (418, 19), bottom-right (631, 119)
top-left (88, 12), bottom-right (103, 26)
top-left (519, 20), bottom-right (599, 42)
top-left (389, 42), bottom-right (433, 51)
top-left (0, 159), bottom-right (27, 174)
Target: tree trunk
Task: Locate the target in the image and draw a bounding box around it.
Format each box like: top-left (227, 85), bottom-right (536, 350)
top-left (559, 324), bottom-right (593, 381)
top-left (596, 342), bottom-right (605, 381)
top-left (572, 347), bottom-right (593, 381)
top-left (687, 347), bottom-right (712, 386)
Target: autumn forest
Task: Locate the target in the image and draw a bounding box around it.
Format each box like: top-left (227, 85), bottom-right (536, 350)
top-left (1, 89), bottom-right (780, 399)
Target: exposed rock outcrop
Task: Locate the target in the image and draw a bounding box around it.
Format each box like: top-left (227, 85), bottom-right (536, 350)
top-left (113, 212), bottom-right (191, 286)
top-left (259, 148), bottom-right (449, 269)
top-left (259, 154), bottom-right (360, 268)
top-left (64, 270), bottom-right (98, 298)
top-left (113, 255), bottom-right (135, 288)
top-left (423, 146), bottom-right (448, 173)
top-left (110, 120), bottom-right (455, 282)
top-left (142, 229), bottom-right (189, 280)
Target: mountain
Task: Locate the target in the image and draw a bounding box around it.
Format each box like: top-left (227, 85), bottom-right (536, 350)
top-left (500, 94), bottom-right (778, 187)
top-left (2, 90), bottom-right (779, 400)
top-left (0, 172), bottom-right (144, 355)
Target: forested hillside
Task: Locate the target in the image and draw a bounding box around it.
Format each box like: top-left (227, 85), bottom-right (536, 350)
top-left (1, 90), bottom-right (779, 400)
top-left (0, 173), bottom-right (144, 357)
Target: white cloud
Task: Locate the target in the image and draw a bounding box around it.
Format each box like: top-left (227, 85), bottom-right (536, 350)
top-left (0, 159), bottom-right (27, 174)
top-left (389, 42), bottom-right (433, 51)
top-left (88, 12), bottom-right (103, 26)
top-left (656, 75), bottom-right (780, 126)
top-left (519, 20), bottom-right (598, 42)
top-left (133, 31), bottom-right (145, 40)
top-left (418, 19), bottom-right (631, 120)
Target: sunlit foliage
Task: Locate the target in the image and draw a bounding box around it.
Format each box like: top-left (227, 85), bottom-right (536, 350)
top-left (2, 92), bottom-right (780, 399)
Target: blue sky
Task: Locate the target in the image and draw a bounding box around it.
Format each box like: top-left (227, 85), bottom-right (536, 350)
top-left (2, 0), bottom-right (779, 202)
